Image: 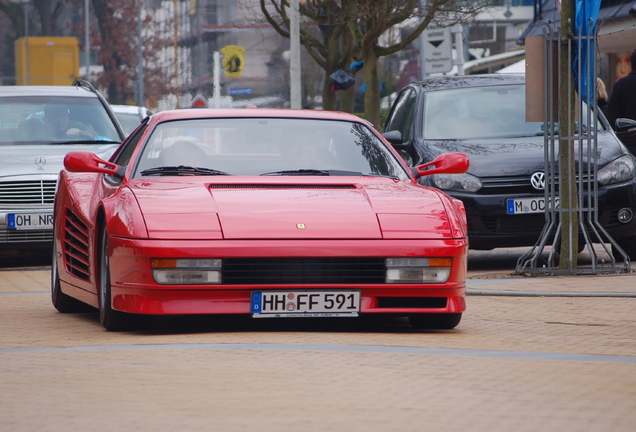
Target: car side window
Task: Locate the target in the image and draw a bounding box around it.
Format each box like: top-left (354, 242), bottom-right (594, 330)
top-left (384, 88), bottom-right (416, 142)
top-left (110, 122), bottom-right (148, 167)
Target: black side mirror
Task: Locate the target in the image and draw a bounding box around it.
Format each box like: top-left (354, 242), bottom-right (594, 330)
top-left (616, 118), bottom-right (636, 140)
top-left (382, 130), bottom-right (409, 150)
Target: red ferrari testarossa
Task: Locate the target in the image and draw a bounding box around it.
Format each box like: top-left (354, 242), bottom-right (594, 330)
top-left (52, 108), bottom-right (469, 331)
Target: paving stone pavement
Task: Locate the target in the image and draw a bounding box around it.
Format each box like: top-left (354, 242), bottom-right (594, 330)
top-left (1, 260), bottom-right (635, 432)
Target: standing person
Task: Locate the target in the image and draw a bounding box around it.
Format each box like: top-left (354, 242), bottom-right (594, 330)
top-left (596, 77), bottom-right (609, 117)
top-left (605, 49), bottom-right (636, 150)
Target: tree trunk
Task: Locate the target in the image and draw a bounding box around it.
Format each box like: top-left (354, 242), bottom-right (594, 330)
top-left (322, 79), bottom-right (337, 110)
top-left (323, 32), bottom-right (339, 110)
top-left (558, 0), bottom-right (578, 270)
top-left (362, 50), bottom-right (381, 129)
top-left (340, 88), bottom-right (355, 113)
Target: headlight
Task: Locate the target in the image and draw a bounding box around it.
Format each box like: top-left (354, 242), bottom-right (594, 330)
top-left (598, 155), bottom-right (636, 186)
top-left (386, 257), bottom-right (451, 283)
top-left (431, 173), bottom-right (482, 192)
top-left (151, 258), bottom-right (222, 285)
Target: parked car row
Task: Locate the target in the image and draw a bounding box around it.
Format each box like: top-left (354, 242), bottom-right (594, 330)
top-left (3, 73), bottom-right (636, 332)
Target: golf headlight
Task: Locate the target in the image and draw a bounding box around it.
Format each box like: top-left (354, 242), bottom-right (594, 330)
top-left (598, 155), bottom-right (636, 186)
top-left (151, 258), bottom-right (222, 285)
top-left (431, 173), bottom-right (482, 192)
top-left (386, 257), bottom-right (451, 283)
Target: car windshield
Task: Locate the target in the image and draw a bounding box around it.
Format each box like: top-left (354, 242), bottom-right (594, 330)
top-left (0, 96), bottom-right (121, 144)
top-left (423, 84), bottom-right (600, 140)
top-left (134, 117), bottom-right (409, 179)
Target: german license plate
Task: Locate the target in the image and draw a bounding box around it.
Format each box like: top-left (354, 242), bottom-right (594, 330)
top-left (507, 197), bottom-right (559, 214)
top-left (7, 213), bottom-right (54, 230)
top-left (251, 290), bottom-right (361, 318)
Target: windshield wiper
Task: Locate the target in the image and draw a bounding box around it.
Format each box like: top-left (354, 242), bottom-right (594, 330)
top-left (260, 169), bottom-right (330, 176)
top-left (362, 173), bottom-right (399, 180)
top-left (140, 165), bottom-right (230, 176)
top-left (52, 139), bottom-right (121, 145)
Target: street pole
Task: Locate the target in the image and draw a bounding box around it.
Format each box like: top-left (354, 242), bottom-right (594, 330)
top-left (559, 0), bottom-right (578, 270)
top-left (24, 0), bottom-right (29, 85)
top-left (85, 0), bottom-right (89, 80)
top-left (452, 25), bottom-right (464, 76)
top-left (213, 51), bottom-right (220, 108)
top-left (289, 0), bottom-right (301, 109)
top-left (136, 0), bottom-right (144, 106)
top-left (418, 0), bottom-right (426, 80)
top-left (173, 0), bottom-right (180, 108)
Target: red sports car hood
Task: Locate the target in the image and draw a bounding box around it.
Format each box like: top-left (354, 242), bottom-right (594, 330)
top-left (129, 177), bottom-right (456, 240)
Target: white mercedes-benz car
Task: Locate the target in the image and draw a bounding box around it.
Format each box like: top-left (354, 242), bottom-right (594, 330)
top-left (0, 80), bottom-right (126, 252)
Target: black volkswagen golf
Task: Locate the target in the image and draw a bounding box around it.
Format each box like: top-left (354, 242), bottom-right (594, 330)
top-left (383, 74), bottom-right (636, 259)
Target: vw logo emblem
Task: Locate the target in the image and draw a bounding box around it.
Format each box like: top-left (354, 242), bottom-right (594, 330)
top-left (35, 157), bottom-right (46, 170)
top-left (530, 172), bottom-right (545, 190)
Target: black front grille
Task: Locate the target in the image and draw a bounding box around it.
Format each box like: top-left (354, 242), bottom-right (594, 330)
top-left (0, 180), bottom-right (57, 204)
top-left (480, 176), bottom-right (537, 195)
top-left (480, 174), bottom-right (595, 195)
top-left (0, 229), bottom-right (53, 243)
top-left (377, 297), bottom-right (447, 308)
top-left (222, 257), bottom-right (386, 284)
top-left (479, 214), bottom-right (548, 235)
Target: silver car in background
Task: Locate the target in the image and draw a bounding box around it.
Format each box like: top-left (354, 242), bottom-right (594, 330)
top-left (0, 80), bottom-right (125, 251)
top-left (110, 104), bottom-right (150, 135)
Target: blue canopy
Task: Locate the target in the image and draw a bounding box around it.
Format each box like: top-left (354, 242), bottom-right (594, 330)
top-left (574, 0), bottom-right (601, 106)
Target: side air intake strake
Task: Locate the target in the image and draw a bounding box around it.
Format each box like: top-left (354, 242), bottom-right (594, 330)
top-left (62, 209), bottom-right (91, 281)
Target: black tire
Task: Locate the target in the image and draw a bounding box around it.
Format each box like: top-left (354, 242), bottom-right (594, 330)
top-left (409, 313), bottom-right (462, 330)
top-left (99, 226), bottom-right (151, 331)
top-left (51, 235), bottom-right (94, 313)
top-left (612, 238), bottom-right (636, 263)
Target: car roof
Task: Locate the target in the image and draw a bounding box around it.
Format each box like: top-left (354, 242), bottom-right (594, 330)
top-left (111, 104), bottom-right (148, 114)
top-left (148, 108), bottom-right (369, 124)
top-left (0, 85), bottom-right (97, 98)
top-left (409, 73), bottom-right (526, 92)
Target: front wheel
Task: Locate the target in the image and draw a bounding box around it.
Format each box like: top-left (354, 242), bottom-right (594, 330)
top-left (409, 313), bottom-right (462, 330)
top-left (99, 226), bottom-right (151, 331)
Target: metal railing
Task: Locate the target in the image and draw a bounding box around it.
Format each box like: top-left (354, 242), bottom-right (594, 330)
top-left (515, 20), bottom-right (630, 275)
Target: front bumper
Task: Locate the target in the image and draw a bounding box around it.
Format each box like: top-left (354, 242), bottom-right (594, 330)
top-left (448, 179), bottom-right (636, 250)
top-left (85, 237), bottom-right (468, 316)
top-left (0, 210), bottom-right (54, 249)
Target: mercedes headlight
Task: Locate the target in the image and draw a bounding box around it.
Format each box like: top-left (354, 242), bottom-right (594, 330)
top-left (598, 155), bottom-right (636, 186)
top-left (431, 173), bottom-right (482, 192)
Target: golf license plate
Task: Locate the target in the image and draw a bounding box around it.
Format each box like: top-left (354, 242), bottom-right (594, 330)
top-left (251, 290), bottom-right (360, 318)
top-left (7, 212), bottom-right (54, 230)
top-left (507, 197), bottom-right (559, 214)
